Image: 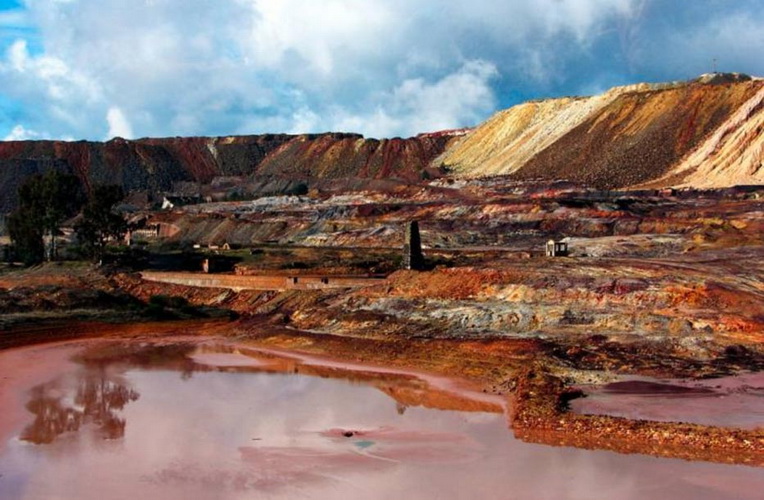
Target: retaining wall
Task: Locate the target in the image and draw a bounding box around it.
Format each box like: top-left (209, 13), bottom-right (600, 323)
top-left (140, 271), bottom-right (385, 291)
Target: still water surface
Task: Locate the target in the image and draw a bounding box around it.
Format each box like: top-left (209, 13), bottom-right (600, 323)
top-left (0, 339), bottom-right (762, 500)
top-left (571, 375), bottom-right (764, 429)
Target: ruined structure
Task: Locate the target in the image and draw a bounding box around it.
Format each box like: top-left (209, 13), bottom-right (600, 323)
top-left (161, 195), bottom-right (203, 210)
top-left (546, 240), bottom-right (569, 257)
top-left (403, 221), bottom-right (425, 270)
top-left (125, 224), bottom-right (160, 246)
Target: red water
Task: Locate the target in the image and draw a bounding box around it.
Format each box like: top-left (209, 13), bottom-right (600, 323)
top-left (571, 374), bottom-right (764, 429)
top-left (1, 339), bottom-right (763, 500)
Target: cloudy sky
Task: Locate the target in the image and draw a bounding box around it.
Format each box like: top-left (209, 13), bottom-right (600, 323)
top-left (1, 0), bottom-right (763, 141)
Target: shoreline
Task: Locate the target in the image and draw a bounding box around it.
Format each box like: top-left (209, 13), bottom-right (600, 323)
top-left (1, 318), bottom-right (762, 466)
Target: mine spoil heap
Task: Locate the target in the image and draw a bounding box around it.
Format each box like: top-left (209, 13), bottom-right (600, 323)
top-left (1, 74), bottom-right (764, 212)
top-left (439, 73), bottom-right (764, 188)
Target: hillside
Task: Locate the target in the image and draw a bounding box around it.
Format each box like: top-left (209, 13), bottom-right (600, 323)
top-left (0, 132), bottom-right (457, 212)
top-left (442, 74), bottom-right (764, 189)
top-left (1, 74), bottom-right (763, 212)
top-left (433, 83), bottom-right (669, 178)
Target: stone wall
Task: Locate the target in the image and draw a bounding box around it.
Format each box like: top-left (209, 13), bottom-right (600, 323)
top-left (140, 271), bottom-right (385, 291)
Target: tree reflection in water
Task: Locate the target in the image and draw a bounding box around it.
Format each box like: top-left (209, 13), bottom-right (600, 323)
top-left (19, 343), bottom-right (205, 445)
top-left (21, 368), bottom-right (139, 444)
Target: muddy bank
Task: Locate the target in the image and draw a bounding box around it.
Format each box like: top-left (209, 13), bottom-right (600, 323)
top-left (243, 326), bottom-right (764, 466)
top-left (1, 319), bottom-right (763, 466)
top-left (509, 364), bottom-right (764, 466)
top-left (0, 263), bottom-right (237, 332)
top-left (0, 319), bottom-right (232, 351)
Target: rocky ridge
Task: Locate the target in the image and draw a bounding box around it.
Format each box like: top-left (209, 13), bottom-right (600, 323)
top-left (0, 132), bottom-right (457, 212)
top-left (1, 74), bottom-right (763, 213)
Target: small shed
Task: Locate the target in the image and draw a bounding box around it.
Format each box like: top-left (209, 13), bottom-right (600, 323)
top-left (546, 239), bottom-right (569, 257)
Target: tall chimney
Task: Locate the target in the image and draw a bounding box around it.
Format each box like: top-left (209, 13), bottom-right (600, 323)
top-left (403, 221), bottom-right (425, 270)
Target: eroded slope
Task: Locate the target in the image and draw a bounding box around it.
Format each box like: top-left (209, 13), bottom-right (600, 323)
top-left (438, 82), bottom-right (673, 178)
top-left (643, 84), bottom-right (764, 188)
top-left (0, 133), bottom-right (455, 211)
top-left (443, 77), bottom-right (764, 189)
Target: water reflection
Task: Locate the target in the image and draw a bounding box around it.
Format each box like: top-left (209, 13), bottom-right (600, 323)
top-left (572, 374), bottom-right (764, 429)
top-left (2, 340), bottom-right (763, 500)
top-left (21, 368), bottom-right (139, 444)
top-left (75, 343), bottom-right (202, 379)
top-left (18, 343), bottom-right (217, 445)
top-left (19, 342), bottom-right (481, 447)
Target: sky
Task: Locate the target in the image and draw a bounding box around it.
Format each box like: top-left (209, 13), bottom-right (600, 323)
top-left (0, 0), bottom-right (763, 141)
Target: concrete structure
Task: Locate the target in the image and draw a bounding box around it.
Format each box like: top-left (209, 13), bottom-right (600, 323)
top-left (125, 224), bottom-right (160, 245)
top-left (403, 221), bottom-right (425, 270)
top-left (141, 271), bottom-right (385, 292)
top-left (546, 239), bottom-right (569, 257)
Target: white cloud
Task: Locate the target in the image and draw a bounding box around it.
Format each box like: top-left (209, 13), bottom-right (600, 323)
top-left (4, 124), bottom-right (42, 141)
top-left (651, 13), bottom-right (764, 78)
top-left (106, 107), bottom-right (134, 139)
top-left (249, 0), bottom-right (399, 77)
top-left (1, 39), bottom-right (102, 133)
top-left (287, 107), bottom-right (322, 135)
top-left (0, 1), bottom-right (642, 140)
top-left (366, 60), bottom-right (498, 138)
top-left (444, 0), bottom-right (635, 41)
top-left (289, 60), bottom-right (498, 138)
top-left (8, 39), bottom-right (28, 72)
top-left (3, 0), bottom-right (762, 142)
top-left (4, 40), bottom-right (100, 100)
top-left (3, 124), bottom-right (74, 141)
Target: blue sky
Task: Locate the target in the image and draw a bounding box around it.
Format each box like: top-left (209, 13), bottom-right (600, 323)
top-left (1, 0), bottom-right (763, 141)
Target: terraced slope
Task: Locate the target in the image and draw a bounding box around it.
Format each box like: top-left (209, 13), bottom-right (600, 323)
top-left (443, 76), bottom-right (764, 189)
top-left (0, 132), bottom-right (456, 211)
top-left (255, 133), bottom-right (455, 179)
top-left (0, 135), bottom-right (295, 211)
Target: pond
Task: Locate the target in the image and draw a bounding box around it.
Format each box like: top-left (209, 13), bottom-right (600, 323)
top-left (571, 374), bottom-right (764, 430)
top-left (0, 338), bottom-right (762, 500)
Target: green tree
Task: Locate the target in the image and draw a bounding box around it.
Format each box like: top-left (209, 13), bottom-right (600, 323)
top-left (8, 171), bottom-right (85, 264)
top-left (7, 211), bottom-right (44, 265)
top-left (75, 185), bottom-right (127, 260)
